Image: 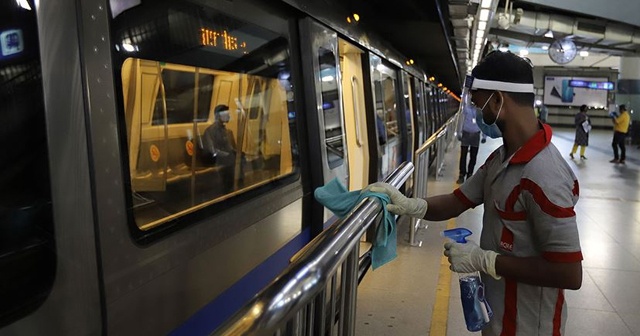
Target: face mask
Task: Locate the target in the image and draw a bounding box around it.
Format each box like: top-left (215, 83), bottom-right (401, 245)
top-left (475, 92), bottom-right (503, 139)
top-left (218, 110), bottom-right (230, 123)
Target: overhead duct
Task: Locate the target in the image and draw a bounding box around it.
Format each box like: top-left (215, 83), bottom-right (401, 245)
top-left (510, 8), bottom-right (640, 47)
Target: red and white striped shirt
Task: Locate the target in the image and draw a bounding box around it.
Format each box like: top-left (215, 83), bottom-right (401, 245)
top-left (454, 123), bottom-right (583, 336)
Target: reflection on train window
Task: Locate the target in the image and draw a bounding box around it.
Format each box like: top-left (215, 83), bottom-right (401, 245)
top-left (111, 2), bottom-right (298, 230)
top-left (401, 73), bottom-right (413, 159)
top-left (0, 0), bottom-right (56, 327)
top-left (151, 71), bottom-right (213, 125)
top-left (318, 47), bottom-right (344, 169)
top-left (370, 58), bottom-right (402, 178)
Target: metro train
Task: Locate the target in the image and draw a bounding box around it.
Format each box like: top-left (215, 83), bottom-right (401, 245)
top-left (0, 0), bottom-right (458, 334)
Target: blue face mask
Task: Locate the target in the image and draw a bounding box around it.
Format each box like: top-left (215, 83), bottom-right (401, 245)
top-left (475, 92), bottom-right (503, 139)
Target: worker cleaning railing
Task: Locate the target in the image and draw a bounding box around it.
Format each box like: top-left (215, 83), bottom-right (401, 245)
top-left (409, 113), bottom-right (461, 246)
top-left (211, 162), bottom-right (414, 336)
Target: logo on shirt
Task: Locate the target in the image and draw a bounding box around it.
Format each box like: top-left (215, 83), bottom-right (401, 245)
top-left (500, 227), bottom-right (514, 252)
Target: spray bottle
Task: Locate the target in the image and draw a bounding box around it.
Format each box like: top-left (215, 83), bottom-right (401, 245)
top-left (442, 228), bottom-right (493, 332)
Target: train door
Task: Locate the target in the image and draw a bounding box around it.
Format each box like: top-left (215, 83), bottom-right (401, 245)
top-left (299, 19), bottom-right (348, 223)
top-left (401, 72), bottom-right (415, 162)
top-left (412, 78), bottom-right (427, 146)
top-left (338, 39), bottom-right (369, 191)
top-left (400, 72), bottom-right (415, 193)
top-left (366, 54), bottom-right (403, 181)
top-left (1, 0), bottom-right (102, 334)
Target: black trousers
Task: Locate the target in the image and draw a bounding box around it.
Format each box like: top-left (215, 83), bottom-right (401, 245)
top-left (459, 145), bottom-right (479, 177)
top-left (612, 131), bottom-right (627, 160)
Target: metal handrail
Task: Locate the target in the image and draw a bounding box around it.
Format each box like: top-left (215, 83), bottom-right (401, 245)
top-left (409, 113), bottom-right (460, 246)
top-left (212, 161), bottom-right (415, 335)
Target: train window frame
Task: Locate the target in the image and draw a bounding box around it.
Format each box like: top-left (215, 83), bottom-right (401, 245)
top-left (369, 55), bottom-right (403, 179)
top-left (108, 0), bottom-right (300, 240)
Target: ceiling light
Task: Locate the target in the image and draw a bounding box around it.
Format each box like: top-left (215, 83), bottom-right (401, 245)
top-left (481, 0), bottom-right (492, 8)
top-left (479, 9), bottom-right (490, 21)
top-left (498, 46), bottom-right (509, 52)
top-left (16, 0), bottom-right (32, 10)
top-left (579, 51), bottom-right (589, 57)
top-left (478, 21), bottom-right (487, 31)
top-left (321, 75), bottom-right (334, 82)
top-left (519, 49), bottom-right (529, 56)
top-left (541, 45), bottom-right (549, 50)
top-left (544, 30), bottom-right (553, 38)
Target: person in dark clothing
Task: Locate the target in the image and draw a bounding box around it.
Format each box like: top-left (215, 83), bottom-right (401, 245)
top-left (456, 104), bottom-right (487, 184)
top-left (203, 104), bottom-right (237, 193)
top-left (570, 104), bottom-right (590, 160)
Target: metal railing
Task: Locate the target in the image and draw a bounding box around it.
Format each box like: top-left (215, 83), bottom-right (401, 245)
top-left (409, 113), bottom-right (460, 246)
top-left (212, 162), bottom-right (414, 336)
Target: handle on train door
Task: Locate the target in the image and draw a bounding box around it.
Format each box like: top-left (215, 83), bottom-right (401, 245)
top-left (351, 76), bottom-right (362, 147)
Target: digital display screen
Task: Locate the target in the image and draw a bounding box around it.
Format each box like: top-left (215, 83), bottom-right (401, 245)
top-left (544, 76), bottom-right (609, 107)
top-left (569, 80), bottom-right (615, 90)
top-left (200, 27), bottom-right (248, 52)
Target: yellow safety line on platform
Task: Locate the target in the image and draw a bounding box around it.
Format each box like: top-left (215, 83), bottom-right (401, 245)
top-left (429, 217), bottom-right (457, 336)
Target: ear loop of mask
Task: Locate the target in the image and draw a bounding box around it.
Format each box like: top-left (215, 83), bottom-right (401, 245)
top-left (481, 92), bottom-right (503, 126)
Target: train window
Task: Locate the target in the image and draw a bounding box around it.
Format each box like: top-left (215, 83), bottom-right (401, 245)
top-left (151, 71), bottom-right (214, 125)
top-left (370, 56), bottom-right (402, 179)
top-left (110, 1), bottom-right (298, 230)
top-left (401, 73), bottom-right (413, 160)
top-left (318, 47), bottom-right (344, 169)
top-left (0, 0), bottom-right (56, 327)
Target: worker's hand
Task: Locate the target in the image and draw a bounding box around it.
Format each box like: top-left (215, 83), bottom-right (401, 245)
top-left (444, 241), bottom-right (501, 280)
top-left (364, 182), bottom-right (428, 218)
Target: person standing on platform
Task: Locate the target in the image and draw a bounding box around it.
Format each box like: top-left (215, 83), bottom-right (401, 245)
top-left (570, 104), bottom-right (590, 160)
top-left (456, 104), bottom-right (487, 184)
top-left (610, 104), bottom-right (630, 164)
top-left (365, 51), bottom-right (582, 336)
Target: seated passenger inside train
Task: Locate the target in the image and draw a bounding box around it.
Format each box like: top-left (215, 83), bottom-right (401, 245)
top-left (202, 104), bottom-right (237, 193)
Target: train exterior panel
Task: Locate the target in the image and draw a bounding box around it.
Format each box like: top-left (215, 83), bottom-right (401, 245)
top-left (0, 0), bottom-right (458, 334)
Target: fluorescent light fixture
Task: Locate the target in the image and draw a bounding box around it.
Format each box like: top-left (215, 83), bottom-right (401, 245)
top-left (321, 75), bottom-right (334, 82)
top-left (476, 30), bottom-right (485, 39)
top-left (541, 45), bottom-right (549, 50)
top-left (481, 0), bottom-right (492, 8)
top-left (498, 46), bottom-right (509, 52)
top-left (479, 9), bottom-right (490, 21)
top-left (122, 42), bottom-right (136, 52)
top-left (579, 51), bottom-right (589, 57)
top-left (544, 30), bottom-right (554, 38)
top-left (16, 0), bottom-right (32, 10)
top-left (519, 49), bottom-right (529, 56)
top-left (478, 21), bottom-right (487, 31)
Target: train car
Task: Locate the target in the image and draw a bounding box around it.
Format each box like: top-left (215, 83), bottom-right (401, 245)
top-left (0, 0), bottom-right (458, 335)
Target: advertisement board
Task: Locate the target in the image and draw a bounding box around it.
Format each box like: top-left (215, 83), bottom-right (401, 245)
top-left (543, 76), bottom-right (609, 107)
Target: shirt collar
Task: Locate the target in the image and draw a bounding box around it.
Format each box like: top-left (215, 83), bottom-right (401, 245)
top-left (509, 122), bottom-right (552, 165)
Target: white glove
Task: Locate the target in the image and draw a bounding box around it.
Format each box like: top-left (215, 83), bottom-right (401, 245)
top-left (365, 182), bottom-right (428, 218)
top-left (444, 241), bottom-right (501, 280)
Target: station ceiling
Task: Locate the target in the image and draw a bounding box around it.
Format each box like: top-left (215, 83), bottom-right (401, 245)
top-left (325, 0), bottom-right (640, 96)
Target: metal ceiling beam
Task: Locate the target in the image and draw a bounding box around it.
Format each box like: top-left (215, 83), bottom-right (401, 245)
top-left (489, 28), bottom-right (639, 54)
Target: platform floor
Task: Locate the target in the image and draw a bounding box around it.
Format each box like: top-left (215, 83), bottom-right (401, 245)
top-left (355, 127), bottom-right (640, 336)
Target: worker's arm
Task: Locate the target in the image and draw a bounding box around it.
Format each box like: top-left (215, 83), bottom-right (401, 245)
top-left (423, 193), bottom-right (471, 221)
top-left (496, 256), bottom-right (582, 289)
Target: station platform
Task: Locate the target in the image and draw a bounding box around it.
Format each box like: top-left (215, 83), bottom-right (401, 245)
top-left (356, 127), bottom-right (640, 336)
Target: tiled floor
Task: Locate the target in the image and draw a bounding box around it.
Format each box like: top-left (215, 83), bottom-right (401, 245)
top-left (356, 127), bottom-right (640, 336)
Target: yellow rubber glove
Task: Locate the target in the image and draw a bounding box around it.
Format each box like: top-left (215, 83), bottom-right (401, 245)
top-left (444, 241), bottom-right (501, 280)
top-left (365, 182), bottom-right (428, 218)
